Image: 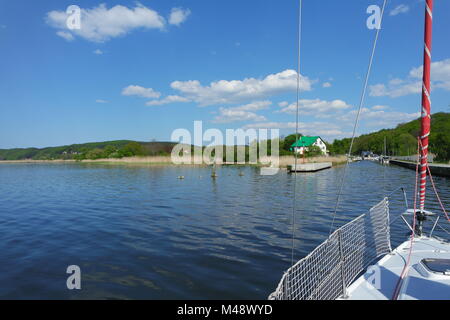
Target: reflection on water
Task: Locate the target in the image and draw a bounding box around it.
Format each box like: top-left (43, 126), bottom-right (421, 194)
top-left (0, 161), bottom-right (448, 299)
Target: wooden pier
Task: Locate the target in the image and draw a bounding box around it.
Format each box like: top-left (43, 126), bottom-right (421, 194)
top-left (288, 162), bottom-right (332, 173)
top-left (390, 160), bottom-right (450, 178)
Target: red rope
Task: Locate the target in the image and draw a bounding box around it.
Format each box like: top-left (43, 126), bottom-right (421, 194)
top-left (391, 138), bottom-right (420, 300)
top-left (392, 0), bottom-right (437, 301)
top-left (392, 138), bottom-right (449, 300)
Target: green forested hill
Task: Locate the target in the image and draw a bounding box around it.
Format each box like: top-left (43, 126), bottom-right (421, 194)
top-left (1, 113), bottom-right (449, 161)
top-left (329, 112), bottom-right (450, 162)
top-left (0, 140), bottom-right (177, 161)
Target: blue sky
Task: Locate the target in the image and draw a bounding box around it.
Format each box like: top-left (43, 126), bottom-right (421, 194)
top-left (0, 0), bottom-right (449, 148)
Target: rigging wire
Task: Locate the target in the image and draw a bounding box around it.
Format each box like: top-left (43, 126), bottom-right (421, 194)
top-left (328, 0), bottom-right (388, 236)
top-left (391, 138), bottom-right (449, 300)
top-left (291, 0), bottom-right (303, 267)
top-left (426, 161), bottom-right (450, 222)
top-left (437, 223), bottom-right (450, 236)
top-left (391, 138), bottom-right (420, 300)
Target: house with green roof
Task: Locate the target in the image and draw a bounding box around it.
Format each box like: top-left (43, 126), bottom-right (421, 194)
top-left (290, 136), bottom-right (328, 155)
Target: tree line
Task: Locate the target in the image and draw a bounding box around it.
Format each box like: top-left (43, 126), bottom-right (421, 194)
top-left (1, 112), bottom-right (448, 162)
top-left (328, 112), bottom-right (450, 162)
top-left (0, 141), bottom-right (175, 161)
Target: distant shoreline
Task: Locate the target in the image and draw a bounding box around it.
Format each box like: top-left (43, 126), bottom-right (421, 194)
top-left (0, 155), bottom-right (348, 167)
top-left (0, 159), bottom-right (78, 164)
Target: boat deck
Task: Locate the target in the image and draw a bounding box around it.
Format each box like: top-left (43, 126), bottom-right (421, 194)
top-left (343, 237), bottom-right (450, 300)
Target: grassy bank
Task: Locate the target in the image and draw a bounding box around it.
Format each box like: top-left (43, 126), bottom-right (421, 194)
top-left (0, 155), bottom-right (348, 167)
top-left (81, 155), bottom-right (348, 167)
top-left (276, 155), bottom-right (347, 167)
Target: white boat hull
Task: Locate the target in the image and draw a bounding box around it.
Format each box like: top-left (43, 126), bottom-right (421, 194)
top-left (343, 237), bottom-right (450, 300)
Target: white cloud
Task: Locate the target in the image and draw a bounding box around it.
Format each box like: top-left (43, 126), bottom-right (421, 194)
top-left (279, 99), bottom-right (352, 115)
top-left (409, 58), bottom-right (450, 90)
top-left (436, 82), bottom-right (450, 91)
top-left (390, 4), bottom-right (409, 16)
top-left (278, 101), bottom-right (288, 107)
top-left (122, 85), bottom-right (161, 99)
top-left (338, 107), bottom-right (420, 128)
top-left (243, 104), bottom-right (419, 141)
top-left (170, 69), bottom-right (314, 106)
top-left (232, 101), bottom-right (272, 111)
top-left (46, 4), bottom-right (168, 42)
top-left (371, 105), bottom-right (389, 111)
top-left (146, 95), bottom-right (190, 106)
top-left (243, 121), bottom-right (345, 139)
top-left (212, 101), bottom-right (271, 123)
top-left (93, 49), bottom-right (103, 55)
top-left (370, 58), bottom-right (450, 97)
top-left (369, 81), bottom-right (421, 98)
top-left (169, 8), bottom-right (191, 26)
top-left (56, 31), bottom-right (74, 41)
top-left (322, 82), bottom-right (332, 88)
top-left (365, 110), bottom-right (420, 128)
top-left (96, 99), bottom-right (108, 103)
top-left (214, 109), bottom-right (267, 124)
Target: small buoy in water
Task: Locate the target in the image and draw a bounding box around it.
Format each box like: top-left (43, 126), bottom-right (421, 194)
top-left (177, 176), bottom-right (185, 179)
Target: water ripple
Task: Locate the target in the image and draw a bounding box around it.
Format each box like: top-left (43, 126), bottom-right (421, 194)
top-left (0, 162), bottom-right (448, 299)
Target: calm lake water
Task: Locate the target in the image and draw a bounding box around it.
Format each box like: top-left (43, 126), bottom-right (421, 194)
top-left (0, 161), bottom-right (448, 299)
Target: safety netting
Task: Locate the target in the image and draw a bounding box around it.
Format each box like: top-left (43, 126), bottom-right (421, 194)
top-left (269, 198), bottom-right (391, 300)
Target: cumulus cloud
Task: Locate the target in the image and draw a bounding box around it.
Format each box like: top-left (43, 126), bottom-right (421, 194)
top-left (56, 31), bottom-right (74, 41)
top-left (213, 109), bottom-right (267, 124)
top-left (371, 105), bottom-right (389, 111)
top-left (122, 70), bottom-right (313, 107)
top-left (169, 69), bottom-right (313, 106)
top-left (169, 8), bottom-right (191, 26)
top-left (390, 4), bottom-right (409, 16)
top-left (242, 102), bottom-right (420, 141)
top-left (278, 99), bottom-right (352, 116)
top-left (369, 80), bottom-right (421, 98)
top-left (122, 85), bottom-right (161, 99)
top-left (409, 58), bottom-right (450, 90)
top-left (212, 101), bottom-right (271, 123)
top-left (338, 107), bottom-right (420, 128)
top-left (146, 95), bottom-right (190, 106)
top-left (370, 58), bottom-right (450, 97)
top-left (46, 4), bottom-right (184, 42)
top-left (243, 121), bottom-right (345, 138)
top-left (232, 101), bottom-right (272, 111)
top-left (322, 82), bottom-right (332, 88)
top-left (93, 49), bottom-right (103, 55)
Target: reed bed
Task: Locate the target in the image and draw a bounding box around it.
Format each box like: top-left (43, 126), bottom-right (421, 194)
top-left (1, 155), bottom-right (348, 167)
top-left (84, 155), bottom-right (348, 167)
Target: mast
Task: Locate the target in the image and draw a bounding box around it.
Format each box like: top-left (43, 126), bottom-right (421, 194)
top-left (419, 0), bottom-right (433, 211)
